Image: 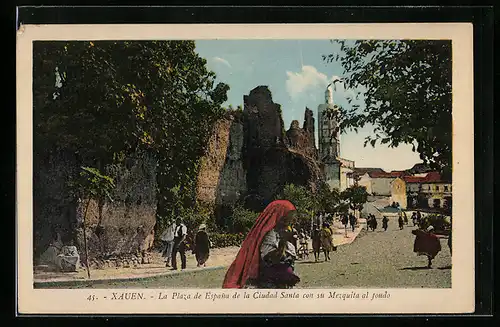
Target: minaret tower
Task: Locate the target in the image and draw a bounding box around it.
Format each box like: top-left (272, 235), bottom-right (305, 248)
top-left (317, 83), bottom-right (340, 162)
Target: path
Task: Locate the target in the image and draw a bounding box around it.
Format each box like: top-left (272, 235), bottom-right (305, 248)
top-left (34, 222), bottom-right (364, 287)
top-left (37, 217), bottom-right (451, 289)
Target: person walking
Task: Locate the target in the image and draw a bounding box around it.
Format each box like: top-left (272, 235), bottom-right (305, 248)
top-left (349, 214), bottom-right (357, 232)
top-left (171, 218), bottom-right (188, 270)
top-left (416, 210), bottom-right (422, 227)
top-left (398, 214), bottom-right (404, 230)
top-left (382, 216), bottom-right (389, 231)
top-left (193, 224), bottom-right (211, 267)
top-left (341, 214), bottom-right (349, 230)
top-left (311, 224), bottom-right (322, 262)
top-left (403, 211), bottom-right (409, 225)
top-left (411, 212), bottom-right (418, 226)
top-left (412, 225), bottom-right (442, 268)
top-left (320, 222), bottom-right (334, 262)
top-left (160, 220), bottom-right (176, 267)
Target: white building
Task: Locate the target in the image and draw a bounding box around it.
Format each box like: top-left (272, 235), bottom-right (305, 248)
top-left (317, 85), bottom-right (355, 192)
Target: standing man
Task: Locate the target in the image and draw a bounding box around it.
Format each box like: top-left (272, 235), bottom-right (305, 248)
top-left (160, 220), bottom-right (176, 267)
top-left (349, 213), bottom-right (357, 232)
top-left (171, 218), bottom-right (188, 270)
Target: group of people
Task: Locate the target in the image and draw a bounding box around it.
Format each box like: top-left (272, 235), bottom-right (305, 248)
top-left (366, 214), bottom-right (390, 231)
top-left (221, 200), bottom-right (357, 289)
top-left (160, 218), bottom-right (211, 270)
top-left (311, 222), bottom-right (337, 262)
top-left (341, 213), bottom-right (358, 232)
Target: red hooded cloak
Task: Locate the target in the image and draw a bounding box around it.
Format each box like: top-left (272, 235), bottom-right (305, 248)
top-left (222, 200), bottom-right (296, 288)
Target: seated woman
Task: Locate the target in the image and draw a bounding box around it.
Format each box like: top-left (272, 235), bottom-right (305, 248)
top-left (222, 200), bottom-right (301, 289)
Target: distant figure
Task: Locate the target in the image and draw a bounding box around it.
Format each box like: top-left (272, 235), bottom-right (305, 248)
top-left (341, 214), bottom-right (349, 229)
top-left (403, 211), bottom-right (409, 225)
top-left (160, 220), bottom-right (177, 267)
top-left (171, 218), bottom-right (188, 270)
top-left (416, 210), bottom-right (422, 227)
top-left (411, 212), bottom-right (418, 226)
top-left (370, 214), bottom-right (378, 231)
top-left (365, 215), bottom-right (372, 231)
top-left (349, 214), bottom-right (357, 232)
top-left (382, 216), bottom-right (389, 231)
top-left (412, 225), bottom-right (442, 268)
top-left (320, 222), bottom-right (334, 262)
top-left (193, 224), bottom-right (211, 267)
top-left (311, 224), bottom-right (322, 262)
top-left (297, 229), bottom-right (309, 259)
top-left (398, 211), bottom-right (404, 230)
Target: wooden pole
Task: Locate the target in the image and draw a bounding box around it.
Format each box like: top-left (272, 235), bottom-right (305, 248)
top-left (82, 199), bottom-right (91, 279)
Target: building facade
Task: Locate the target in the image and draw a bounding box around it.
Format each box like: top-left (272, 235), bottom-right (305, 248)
top-left (317, 85), bottom-right (355, 192)
top-left (391, 172), bottom-right (452, 212)
top-left (390, 177), bottom-right (407, 208)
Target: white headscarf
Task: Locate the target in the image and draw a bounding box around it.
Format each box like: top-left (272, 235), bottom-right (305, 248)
top-left (426, 225), bottom-right (435, 232)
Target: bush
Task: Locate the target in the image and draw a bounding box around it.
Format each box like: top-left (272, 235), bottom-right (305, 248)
top-left (420, 214), bottom-right (451, 234)
top-left (231, 205), bottom-right (258, 233)
top-left (210, 233), bottom-right (246, 248)
top-left (179, 206), bottom-right (209, 234)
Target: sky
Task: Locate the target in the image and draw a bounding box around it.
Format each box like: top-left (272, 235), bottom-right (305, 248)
top-left (194, 39), bottom-right (422, 172)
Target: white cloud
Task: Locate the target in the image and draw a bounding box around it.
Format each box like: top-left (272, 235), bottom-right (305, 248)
top-left (285, 65), bottom-right (353, 102)
top-left (212, 56), bottom-right (232, 69)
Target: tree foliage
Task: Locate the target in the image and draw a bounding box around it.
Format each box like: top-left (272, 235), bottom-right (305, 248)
top-left (33, 41), bottom-right (229, 233)
top-left (323, 40), bottom-right (452, 177)
top-left (316, 183), bottom-right (343, 216)
top-left (341, 185), bottom-right (369, 213)
top-left (277, 184), bottom-right (318, 230)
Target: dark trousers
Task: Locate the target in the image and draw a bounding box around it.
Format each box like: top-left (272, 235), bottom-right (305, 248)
top-left (172, 239), bottom-right (186, 270)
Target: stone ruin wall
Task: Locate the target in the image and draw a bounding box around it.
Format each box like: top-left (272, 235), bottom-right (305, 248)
top-left (34, 151), bottom-right (157, 264)
top-left (243, 86), bottom-right (324, 205)
top-left (195, 112), bottom-right (247, 219)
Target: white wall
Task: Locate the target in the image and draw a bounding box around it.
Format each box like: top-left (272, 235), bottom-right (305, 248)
top-left (371, 177), bottom-right (394, 196)
top-left (357, 173), bottom-right (373, 194)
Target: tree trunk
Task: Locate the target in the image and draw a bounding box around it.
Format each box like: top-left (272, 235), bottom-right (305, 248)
top-left (82, 199), bottom-right (92, 279)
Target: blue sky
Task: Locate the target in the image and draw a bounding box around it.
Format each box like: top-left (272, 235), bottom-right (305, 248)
top-left (194, 39), bottom-right (422, 172)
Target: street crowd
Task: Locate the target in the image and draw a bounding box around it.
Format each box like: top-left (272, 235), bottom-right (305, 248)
top-left (159, 200), bottom-right (452, 289)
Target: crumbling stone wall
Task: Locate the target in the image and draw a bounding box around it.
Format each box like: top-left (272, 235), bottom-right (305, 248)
top-left (243, 86), bottom-right (324, 204)
top-left (33, 151), bottom-right (157, 264)
top-left (195, 111), bottom-right (247, 221)
top-left (196, 117), bottom-right (233, 206)
top-left (285, 107), bottom-right (317, 159)
top-left (33, 151), bottom-right (79, 262)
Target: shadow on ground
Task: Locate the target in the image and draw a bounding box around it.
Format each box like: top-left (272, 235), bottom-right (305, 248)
top-left (399, 266), bottom-right (431, 271)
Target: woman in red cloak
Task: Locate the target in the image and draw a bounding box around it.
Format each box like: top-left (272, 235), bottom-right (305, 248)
top-left (222, 200), bottom-right (300, 289)
top-left (412, 225), bottom-right (442, 268)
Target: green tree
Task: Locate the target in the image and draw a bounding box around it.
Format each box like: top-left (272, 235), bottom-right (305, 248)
top-left (33, 41), bottom-right (229, 238)
top-left (341, 185), bottom-right (369, 217)
top-left (277, 184), bottom-right (317, 231)
top-left (68, 166), bottom-right (115, 278)
top-left (323, 40), bottom-right (452, 178)
top-left (316, 183), bottom-right (342, 216)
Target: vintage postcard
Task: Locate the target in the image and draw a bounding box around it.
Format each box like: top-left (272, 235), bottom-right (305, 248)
top-left (17, 23), bottom-right (474, 314)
